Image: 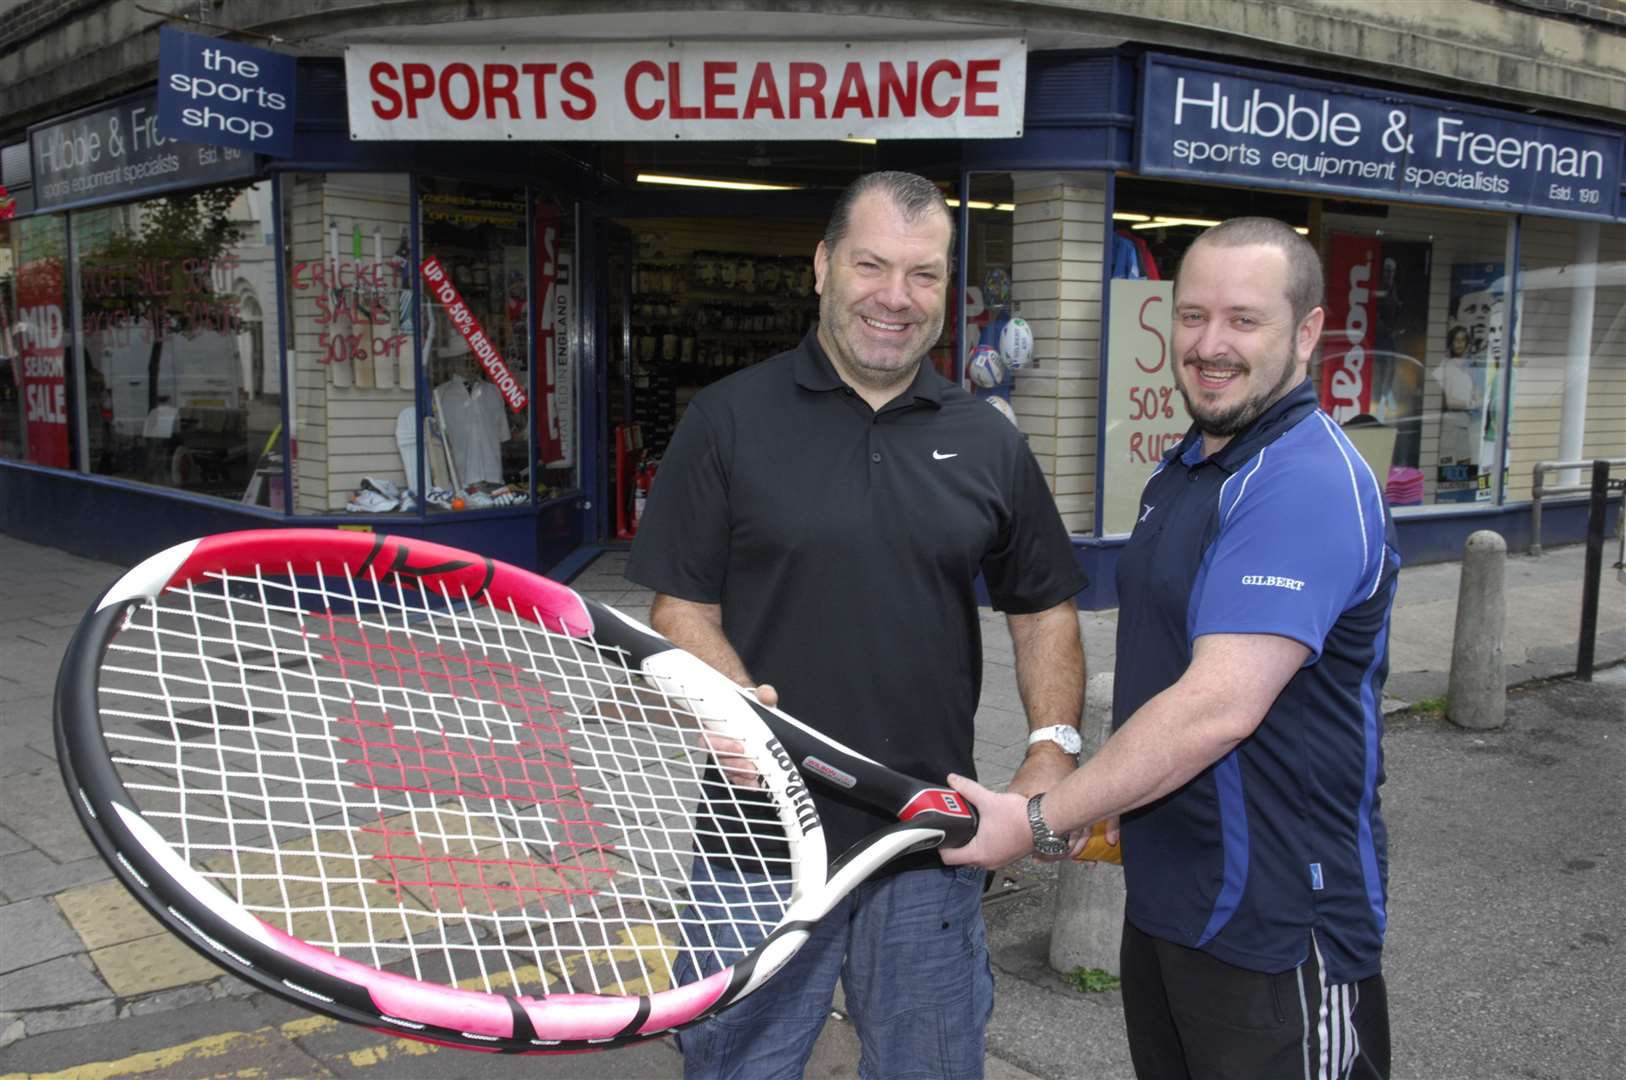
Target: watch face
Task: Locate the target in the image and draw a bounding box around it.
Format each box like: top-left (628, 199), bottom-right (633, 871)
top-left (1032, 725), bottom-right (1082, 755)
top-left (1034, 835), bottom-right (1070, 856)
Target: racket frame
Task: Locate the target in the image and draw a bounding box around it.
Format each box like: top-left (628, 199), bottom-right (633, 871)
top-left (54, 529), bottom-right (975, 1053)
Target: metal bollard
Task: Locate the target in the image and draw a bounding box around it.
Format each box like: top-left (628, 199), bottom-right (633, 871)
top-left (1049, 672), bottom-right (1125, 975)
top-left (1447, 530), bottom-right (1506, 731)
top-left (1577, 460), bottom-right (1610, 681)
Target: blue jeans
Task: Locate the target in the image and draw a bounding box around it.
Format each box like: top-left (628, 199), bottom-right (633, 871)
top-left (673, 859), bottom-right (995, 1080)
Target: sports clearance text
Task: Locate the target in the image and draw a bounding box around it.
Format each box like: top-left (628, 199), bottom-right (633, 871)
top-left (347, 41), bottom-right (1026, 140)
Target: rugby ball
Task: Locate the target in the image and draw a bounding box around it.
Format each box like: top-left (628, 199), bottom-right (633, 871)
top-left (999, 316), bottom-right (1034, 369)
top-left (968, 344), bottom-right (1006, 389)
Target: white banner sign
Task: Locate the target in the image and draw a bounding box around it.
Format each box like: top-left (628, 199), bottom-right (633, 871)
top-left (346, 40), bottom-right (1026, 141)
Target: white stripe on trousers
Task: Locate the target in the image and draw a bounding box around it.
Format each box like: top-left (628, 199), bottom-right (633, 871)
top-left (1302, 934), bottom-right (1363, 1080)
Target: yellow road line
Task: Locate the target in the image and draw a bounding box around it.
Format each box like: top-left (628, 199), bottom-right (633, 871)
top-left (0, 1013), bottom-right (446, 1080)
top-left (4, 928), bottom-right (675, 1078)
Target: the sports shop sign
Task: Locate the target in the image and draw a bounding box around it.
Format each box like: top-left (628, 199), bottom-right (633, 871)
top-left (1137, 55), bottom-right (1622, 222)
top-left (346, 40), bottom-right (1026, 140)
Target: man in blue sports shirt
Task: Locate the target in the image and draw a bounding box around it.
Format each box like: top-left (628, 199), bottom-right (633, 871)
top-left (945, 217), bottom-right (1399, 1079)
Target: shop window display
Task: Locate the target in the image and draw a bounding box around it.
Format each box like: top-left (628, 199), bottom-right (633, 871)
top-left (1100, 179), bottom-right (1531, 523)
top-left (1504, 218), bottom-right (1626, 499)
top-left (417, 177), bottom-right (532, 513)
top-left (283, 172), bottom-right (423, 513)
top-left (1, 214), bottom-right (72, 467)
top-left (963, 170), bottom-right (1105, 531)
top-left (1316, 205), bottom-right (1514, 510)
top-left (961, 173), bottom-right (1023, 411)
top-left (69, 182), bottom-right (278, 499)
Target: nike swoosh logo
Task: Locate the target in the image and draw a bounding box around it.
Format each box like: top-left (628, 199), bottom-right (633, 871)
top-left (933, 451), bottom-right (958, 460)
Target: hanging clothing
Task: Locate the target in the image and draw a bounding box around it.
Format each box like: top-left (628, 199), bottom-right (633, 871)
top-left (1111, 230), bottom-right (1144, 279)
top-left (434, 376), bottom-right (509, 487)
top-left (1128, 232), bottom-right (1162, 280)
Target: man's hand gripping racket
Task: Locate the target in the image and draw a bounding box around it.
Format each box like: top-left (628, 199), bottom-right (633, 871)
top-left (53, 530), bottom-right (976, 1054)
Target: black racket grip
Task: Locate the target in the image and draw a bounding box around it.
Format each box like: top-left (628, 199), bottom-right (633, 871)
top-left (740, 694), bottom-right (980, 851)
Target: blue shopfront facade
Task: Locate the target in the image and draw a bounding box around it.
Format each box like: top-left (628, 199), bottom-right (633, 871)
top-left (2, 45), bottom-right (1621, 606)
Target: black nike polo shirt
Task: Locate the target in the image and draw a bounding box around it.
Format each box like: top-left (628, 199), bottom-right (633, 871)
top-left (627, 332), bottom-right (1086, 871)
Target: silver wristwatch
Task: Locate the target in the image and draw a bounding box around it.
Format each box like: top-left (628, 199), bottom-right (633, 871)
top-left (1026, 794), bottom-right (1069, 857)
top-left (1027, 724), bottom-right (1083, 757)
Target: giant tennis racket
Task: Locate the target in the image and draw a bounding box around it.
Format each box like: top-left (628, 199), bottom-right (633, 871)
top-left (54, 530), bottom-right (975, 1053)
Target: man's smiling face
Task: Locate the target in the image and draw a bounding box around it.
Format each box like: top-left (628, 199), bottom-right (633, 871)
top-left (813, 190), bottom-right (951, 394)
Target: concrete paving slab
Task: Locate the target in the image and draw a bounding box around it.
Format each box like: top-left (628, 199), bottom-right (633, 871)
top-left (88, 934), bottom-right (223, 998)
top-left (0, 770), bottom-right (99, 864)
top-left (0, 838), bottom-right (95, 904)
top-left (0, 899), bottom-right (84, 975)
top-left (0, 746), bottom-right (53, 777)
top-left (0, 827), bottom-right (28, 858)
top-left (0, 955), bottom-right (110, 1011)
top-left (14, 998), bottom-right (118, 1041)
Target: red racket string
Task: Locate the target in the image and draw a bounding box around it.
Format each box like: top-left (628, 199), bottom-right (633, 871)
top-left (91, 561), bottom-right (799, 1001)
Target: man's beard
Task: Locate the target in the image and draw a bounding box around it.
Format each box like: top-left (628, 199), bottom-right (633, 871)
top-left (1176, 352), bottom-right (1301, 439)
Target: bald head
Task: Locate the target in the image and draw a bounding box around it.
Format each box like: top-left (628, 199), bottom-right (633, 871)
top-left (1177, 217), bottom-right (1324, 328)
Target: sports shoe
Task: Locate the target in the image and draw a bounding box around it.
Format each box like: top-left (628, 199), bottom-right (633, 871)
top-left (346, 489), bottom-right (399, 513)
top-left (361, 476), bottom-right (402, 500)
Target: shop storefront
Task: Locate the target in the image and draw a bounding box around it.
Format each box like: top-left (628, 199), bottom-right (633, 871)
top-left (2, 35), bottom-right (1621, 605)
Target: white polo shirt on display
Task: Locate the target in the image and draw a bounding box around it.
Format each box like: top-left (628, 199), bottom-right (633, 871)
top-left (434, 376), bottom-right (509, 487)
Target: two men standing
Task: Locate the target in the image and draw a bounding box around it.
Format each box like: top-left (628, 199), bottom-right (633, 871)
top-left (630, 172), bottom-right (1397, 1080)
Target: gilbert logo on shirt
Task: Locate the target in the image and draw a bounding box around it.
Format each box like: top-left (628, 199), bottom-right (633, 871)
top-left (1241, 574), bottom-right (1306, 591)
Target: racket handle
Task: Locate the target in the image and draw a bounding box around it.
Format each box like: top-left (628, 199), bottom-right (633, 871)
top-left (898, 787), bottom-right (979, 848)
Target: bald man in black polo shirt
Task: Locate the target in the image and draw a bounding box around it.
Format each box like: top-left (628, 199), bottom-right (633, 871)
top-left (627, 171), bottom-right (1087, 1079)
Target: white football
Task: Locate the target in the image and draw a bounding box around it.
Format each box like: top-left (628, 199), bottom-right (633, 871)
top-left (999, 316), bottom-right (1034, 369)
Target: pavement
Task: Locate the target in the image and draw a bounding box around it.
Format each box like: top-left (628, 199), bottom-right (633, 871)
top-left (0, 532), bottom-right (1621, 1080)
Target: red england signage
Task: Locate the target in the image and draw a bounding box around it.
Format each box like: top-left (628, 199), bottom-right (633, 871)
top-left (347, 40), bottom-right (1026, 140)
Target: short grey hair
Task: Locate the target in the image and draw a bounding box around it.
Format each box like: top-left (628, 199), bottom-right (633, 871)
top-left (823, 171), bottom-right (955, 256)
top-left (1177, 217), bottom-right (1325, 327)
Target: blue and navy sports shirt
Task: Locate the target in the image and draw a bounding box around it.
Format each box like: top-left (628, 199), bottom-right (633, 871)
top-left (1114, 379), bottom-right (1400, 984)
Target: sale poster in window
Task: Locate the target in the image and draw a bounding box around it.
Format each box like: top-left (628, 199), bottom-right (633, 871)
top-left (1102, 278), bottom-right (1181, 535)
top-left (15, 256), bottom-right (71, 468)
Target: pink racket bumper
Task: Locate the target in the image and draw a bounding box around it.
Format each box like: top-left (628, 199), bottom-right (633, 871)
top-left (55, 529), bottom-right (822, 1053)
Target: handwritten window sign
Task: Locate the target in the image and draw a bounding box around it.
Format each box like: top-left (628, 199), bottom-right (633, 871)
top-left (29, 91), bottom-right (258, 211)
top-left (1137, 54), bottom-right (1622, 222)
top-left (158, 27), bottom-right (296, 157)
top-left (346, 40), bottom-right (1025, 141)
top-left (1102, 279), bottom-right (1183, 535)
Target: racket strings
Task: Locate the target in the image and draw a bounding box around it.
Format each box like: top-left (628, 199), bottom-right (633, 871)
top-left (95, 564), bottom-right (799, 1001)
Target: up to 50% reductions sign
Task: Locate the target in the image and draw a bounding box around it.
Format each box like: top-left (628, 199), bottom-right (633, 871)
top-left (420, 257), bottom-right (527, 413)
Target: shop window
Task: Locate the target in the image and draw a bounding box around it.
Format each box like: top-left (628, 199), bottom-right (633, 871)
top-left (418, 177), bottom-right (532, 514)
top-left (1504, 218), bottom-right (1626, 499)
top-left (1316, 206), bottom-right (1514, 511)
top-left (282, 173), bottom-right (416, 514)
top-left (532, 192), bottom-right (578, 498)
top-left (1, 214), bottom-right (73, 468)
top-left (70, 182), bottom-right (278, 501)
top-left (963, 171), bottom-right (1108, 532)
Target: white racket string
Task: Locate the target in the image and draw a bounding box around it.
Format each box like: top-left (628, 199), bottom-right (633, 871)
top-left (94, 562), bottom-right (799, 1001)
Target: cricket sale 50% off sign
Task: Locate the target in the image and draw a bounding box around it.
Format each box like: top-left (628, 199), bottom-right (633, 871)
top-left (346, 40), bottom-right (1026, 140)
